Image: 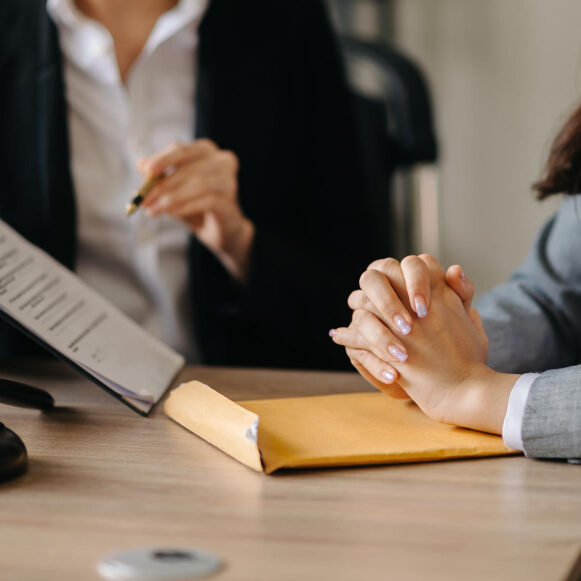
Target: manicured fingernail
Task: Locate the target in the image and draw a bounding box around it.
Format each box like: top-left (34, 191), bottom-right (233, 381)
top-left (388, 345), bottom-right (408, 362)
top-left (394, 315), bottom-right (411, 335)
top-left (460, 269), bottom-right (466, 282)
top-left (381, 370), bottom-right (395, 383)
top-left (329, 329), bottom-right (337, 337)
top-left (415, 296), bottom-right (428, 318)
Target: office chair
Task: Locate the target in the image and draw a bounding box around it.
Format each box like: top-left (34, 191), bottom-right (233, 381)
top-left (339, 36), bottom-right (439, 259)
top-left (0, 380), bottom-right (54, 482)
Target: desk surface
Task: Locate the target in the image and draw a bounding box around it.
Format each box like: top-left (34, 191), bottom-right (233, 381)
top-left (0, 361), bottom-right (580, 581)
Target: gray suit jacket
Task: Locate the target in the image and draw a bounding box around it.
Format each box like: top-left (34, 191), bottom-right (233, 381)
top-left (477, 195), bottom-right (581, 459)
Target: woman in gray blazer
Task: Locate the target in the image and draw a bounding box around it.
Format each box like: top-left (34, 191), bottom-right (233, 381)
top-left (330, 102), bottom-right (581, 461)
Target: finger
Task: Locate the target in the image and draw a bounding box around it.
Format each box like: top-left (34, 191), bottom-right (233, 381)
top-left (347, 290), bottom-right (383, 319)
top-left (351, 309), bottom-right (409, 364)
top-left (141, 170), bottom-right (189, 208)
top-left (148, 178), bottom-right (225, 216)
top-left (149, 171), bottom-right (237, 217)
top-left (349, 353), bottom-right (409, 398)
top-left (161, 149), bottom-right (238, 180)
top-left (468, 306), bottom-right (488, 341)
top-left (467, 306), bottom-right (489, 358)
top-left (400, 255), bottom-right (431, 318)
top-left (366, 257), bottom-right (412, 308)
top-left (347, 349), bottom-right (409, 398)
top-left (345, 346), bottom-right (399, 386)
top-left (140, 138), bottom-right (219, 176)
top-left (445, 265), bottom-right (476, 313)
top-left (467, 306), bottom-right (483, 332)
top-left (331, 325), bottom-right (407, 397)
top-left (417, 254), bottom-right (446, 287)
top-left (143, 150), bottom-right (239, 209)
top-left (146, 184), bottom-right (208, 216)
top-left (171, 195), bottom-right (217, 219)
top-left (358, 269), bottom-right (413, 336)
top-left (376, 382), bottom-right (409, 399)
top-left (330, 325), bottom-right (372, 351)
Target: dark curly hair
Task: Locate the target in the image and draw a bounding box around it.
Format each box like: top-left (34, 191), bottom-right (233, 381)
top-left (534, 102), bottom-right (581, 198)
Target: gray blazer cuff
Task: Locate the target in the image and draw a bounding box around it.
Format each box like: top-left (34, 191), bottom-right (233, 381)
top-left (522, 365), bottom-right (581, 459)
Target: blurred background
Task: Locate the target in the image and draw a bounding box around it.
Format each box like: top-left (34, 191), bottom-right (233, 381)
top-left (327, 0), bottom-right (581, 295)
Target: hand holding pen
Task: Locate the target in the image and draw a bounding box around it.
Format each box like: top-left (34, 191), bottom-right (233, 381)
top-left (128, 139), bottom-right (255, 282)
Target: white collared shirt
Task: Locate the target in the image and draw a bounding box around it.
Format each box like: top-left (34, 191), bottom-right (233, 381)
top-left (47, 0), bottom-right (208, 361)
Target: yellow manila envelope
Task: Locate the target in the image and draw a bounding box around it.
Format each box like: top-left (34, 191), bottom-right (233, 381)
top-left (164, 381), bottom-right (518, 474)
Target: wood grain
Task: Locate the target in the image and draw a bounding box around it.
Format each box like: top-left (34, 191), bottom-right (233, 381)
top-left (0, 360), bottom-right (580, 581)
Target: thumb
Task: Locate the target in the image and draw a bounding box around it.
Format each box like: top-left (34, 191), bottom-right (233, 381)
top-left (468, 306), bottom-right (486, 337)
top-left (467, 306), bottom-right (489, 357)
top-left (445, 264), bottom-right (475, 314)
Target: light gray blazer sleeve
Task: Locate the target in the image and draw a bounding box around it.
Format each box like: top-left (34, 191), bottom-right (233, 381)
top-left (476, 195), bottom-right (581, 458)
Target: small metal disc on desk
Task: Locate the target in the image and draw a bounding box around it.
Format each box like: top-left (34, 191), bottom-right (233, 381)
top-left (97, 547), bottom-right (222, 580)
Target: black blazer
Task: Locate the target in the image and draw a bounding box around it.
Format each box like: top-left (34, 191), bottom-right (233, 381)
top-left (0, 0), bottom-right (384, 369)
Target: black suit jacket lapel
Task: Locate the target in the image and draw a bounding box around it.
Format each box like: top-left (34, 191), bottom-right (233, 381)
top-left (35, 7), bottom-right (77, 269)
top-left (195, 0), bottom-right (284, 222)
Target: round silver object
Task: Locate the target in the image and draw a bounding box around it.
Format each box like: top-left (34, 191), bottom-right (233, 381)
top-left (97, 547), bottom-right (222, 580)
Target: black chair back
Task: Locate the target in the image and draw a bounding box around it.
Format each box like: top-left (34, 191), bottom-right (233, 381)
top-left (340, 36), bottom-right (438, 257)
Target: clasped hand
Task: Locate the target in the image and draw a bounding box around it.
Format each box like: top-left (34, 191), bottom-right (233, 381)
top-left (138, 139), bottom-right (254, 282)
top-left (332, 255), bottom-right (516, 434)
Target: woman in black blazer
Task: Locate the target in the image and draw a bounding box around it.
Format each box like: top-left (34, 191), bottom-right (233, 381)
top-left (0, 0), bottom-right (383, 369)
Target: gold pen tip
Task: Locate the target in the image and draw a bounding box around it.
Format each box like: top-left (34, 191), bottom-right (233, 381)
top-left (125, 203), bottom-right (137, 217)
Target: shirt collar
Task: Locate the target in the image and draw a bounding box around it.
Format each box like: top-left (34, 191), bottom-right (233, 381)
top-left (47, 0), bottom-right (208, 79)
top-left (145, 0), bottom-right (208, 56)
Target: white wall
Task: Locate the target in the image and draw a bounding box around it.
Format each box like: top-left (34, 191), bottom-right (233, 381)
top-left (393, 0), bottom-right (581, 294)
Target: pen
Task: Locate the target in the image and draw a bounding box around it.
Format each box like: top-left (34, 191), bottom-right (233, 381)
top-left (125, 174), bottom-right (164, 217)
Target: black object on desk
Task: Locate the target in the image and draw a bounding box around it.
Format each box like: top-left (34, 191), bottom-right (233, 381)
top-left (0, 422), bottom-right (28, 482)
top-left (564, 546), bottom-right (581, 581)
top-left (0, 379), bottom-right (54, 482)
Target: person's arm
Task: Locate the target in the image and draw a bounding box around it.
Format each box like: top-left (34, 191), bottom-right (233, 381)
top-left (332, 194), bottom-right (581, 456)
top-left (476, 197), bottom-right (581, 374)
top-left (502, 368), bottom-right (581, 459)
top-left (519, 369), bottom-right (581, 458)
top-left (138, 139), bottom-right (254, 282)
top-left (472, 196), bottom-right (581, 458)
top-left (332, 254), bottom-right (521, 435)
top-left (339, 195), bottom-right (581, 374)
top-left (337, 255), bottom-right (581, 457)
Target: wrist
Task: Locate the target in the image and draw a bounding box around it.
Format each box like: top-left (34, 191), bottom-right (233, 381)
top-left (452, 365), bottom-right (520, 435)
top-left (218, 215), bottom-right (255, 282)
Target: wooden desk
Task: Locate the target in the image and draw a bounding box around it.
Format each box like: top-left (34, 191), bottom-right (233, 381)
top-left (0, 361), bottom-right (580, 581)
